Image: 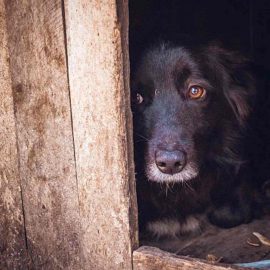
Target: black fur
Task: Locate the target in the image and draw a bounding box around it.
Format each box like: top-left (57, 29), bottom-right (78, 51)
top-left (131, 43), bottom-right (268, 238)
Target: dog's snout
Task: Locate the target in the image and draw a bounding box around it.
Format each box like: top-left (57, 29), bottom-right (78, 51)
top-left (155, 150), bottom-right (186, 174)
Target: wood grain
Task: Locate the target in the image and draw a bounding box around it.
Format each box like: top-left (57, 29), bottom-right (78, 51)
top-left (0, 1), bottom-right (28, 268)
top-left (64, 0), bottom-right (138, 269)
top-left (5, 1), bottom-right (82, 268)
top-left (133, 246), bottom-right (251, 270)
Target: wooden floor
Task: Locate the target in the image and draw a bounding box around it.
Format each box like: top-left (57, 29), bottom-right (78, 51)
top-left (142, 216), bottom-right (270, 264)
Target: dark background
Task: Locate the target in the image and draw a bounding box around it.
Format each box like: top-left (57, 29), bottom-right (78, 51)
top-left (129, 0), bottom-right (270, 70)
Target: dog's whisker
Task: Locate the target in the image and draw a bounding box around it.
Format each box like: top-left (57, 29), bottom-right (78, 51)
top-left (135, 132), bottom-right (150, 142)
top-left (165, 182), bottom-right (174, 195)
top-left (165, 182), bottom-right (169, 196)
top-left (135, 139), bottom-right (147, 143)
top-left (184, 181), bottom-right (196, 194)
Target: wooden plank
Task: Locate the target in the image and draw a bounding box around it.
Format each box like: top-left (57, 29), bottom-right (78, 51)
top-left (0, 1), bottom-right (28, 268)
top-left (64, 0), bottom-right (138, 269)
top-left (5, 1), bottom-right (82, 268)
top-left (117, 0), bottom-right (139, 251)
top-left (133, 246), bottom-right (251, 270)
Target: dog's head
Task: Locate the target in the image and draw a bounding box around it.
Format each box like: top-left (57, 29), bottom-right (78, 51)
top-left (132, 43), bottom-right (255, 183)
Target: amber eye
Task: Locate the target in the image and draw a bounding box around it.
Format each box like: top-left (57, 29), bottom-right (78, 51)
top-left (136, 93), bottom-right (144, 104)
top-left (188, 85), bottom-right (206, 100)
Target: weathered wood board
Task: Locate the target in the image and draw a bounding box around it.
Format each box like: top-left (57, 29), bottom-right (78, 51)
top-left (5, 1), bottom-right (82, 268)
top-left (64, 0), bottom-right (138, 269)
top-left (133, 246), bottom-right (249, 270)
top-left (2, 0), bottom-right (137, 268)
top-left (0, 1), bottom-right (28, 268)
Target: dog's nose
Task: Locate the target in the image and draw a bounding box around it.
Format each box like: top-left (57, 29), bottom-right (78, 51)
top-left (155, 150), bottom-right (186, 174)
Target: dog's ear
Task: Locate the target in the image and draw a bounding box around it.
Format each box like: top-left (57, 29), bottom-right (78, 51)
top-left (206, 44), bottom-right (256, 126)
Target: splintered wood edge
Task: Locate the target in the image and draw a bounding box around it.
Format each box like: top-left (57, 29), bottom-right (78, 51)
top-left (133, 246), bottom-right (252, 270)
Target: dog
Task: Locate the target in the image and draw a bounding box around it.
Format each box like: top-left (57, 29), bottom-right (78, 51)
top-left (131, 42), bottom-right (268, 239)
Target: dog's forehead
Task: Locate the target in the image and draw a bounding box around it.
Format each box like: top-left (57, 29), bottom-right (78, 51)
top-left (137, 45), bottom-right (197, 84)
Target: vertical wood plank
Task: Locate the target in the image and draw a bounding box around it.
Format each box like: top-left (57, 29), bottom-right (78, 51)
top-left (5, 1), bottom-right (82, 268)
top-left (0, 1), bottom-right (28, 268)
top-left (117, 0), bottom-right (139, 251)
top-left (64, 0), bottom-right (138, 269)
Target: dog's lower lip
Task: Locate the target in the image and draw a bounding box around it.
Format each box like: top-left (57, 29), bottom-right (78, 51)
top-left (167, 168), bottom-right (183, 175)
top-left (146, 161), bottom-right (199, 183)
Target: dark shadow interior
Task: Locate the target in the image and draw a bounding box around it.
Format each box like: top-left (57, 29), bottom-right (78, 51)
top-left (130, 0), bottom-right (270, 70)
top-left (129, 0), bottom-right (270, 264)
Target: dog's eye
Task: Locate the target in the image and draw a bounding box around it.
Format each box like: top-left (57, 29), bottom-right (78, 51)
top-left (188, 85), bottom-right (206, 100)
top-left (136, 93), bottom-right (144, 104)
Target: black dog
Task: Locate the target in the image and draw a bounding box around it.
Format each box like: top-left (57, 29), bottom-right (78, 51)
top-left (131, 43), bottom-right (268, 238)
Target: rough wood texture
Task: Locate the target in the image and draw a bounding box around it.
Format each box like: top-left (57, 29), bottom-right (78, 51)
top-left (133, 246), bottom-right (250, 270)
top-left (64, 0), bottom-right (138, 269)
top-left (5, 1), bottom-right (82, 268)
top-left (117, 0), bottom-right (139, 252)
top-left (0, 1), bottom-right (28, 268)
